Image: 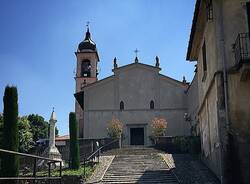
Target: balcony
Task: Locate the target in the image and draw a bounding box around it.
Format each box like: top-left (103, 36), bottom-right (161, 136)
top-left (234, 33), bottom-right (250, 81)
top-left (234, 33), bottom-right (250, 65)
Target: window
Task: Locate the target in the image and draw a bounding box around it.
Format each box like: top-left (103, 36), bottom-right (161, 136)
top-left (202, 41), bottom-right (207, 81)
top-left (120, 101), bottom-right (124, 111)
top-left (206, 0), bottom-right (213, 21)
top-left (81, 60), bottom-right (91, 77)
top-left (150, 100), bottom-right (154, 110)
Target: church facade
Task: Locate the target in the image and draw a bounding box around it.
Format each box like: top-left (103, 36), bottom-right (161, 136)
top-left (74, 28), bottom-right (192, 146)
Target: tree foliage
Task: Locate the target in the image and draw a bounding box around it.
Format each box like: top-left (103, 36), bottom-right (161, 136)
top-left (18, 117), bottom-right (34, 153)
top-left (27, 114), bottom-right (49, 142)
top-left (2, 86), bottom-right (19, 177)
top-left (69, 112), bottom-right (80, 170)
top-left (27, 114), bottom-right (59, 143)
top-left (151, 117), bottom-right (167, 137)
top-left (107, 117), bottom-right (123, 138)
top-left (0, 112), bottom-right (59, 153)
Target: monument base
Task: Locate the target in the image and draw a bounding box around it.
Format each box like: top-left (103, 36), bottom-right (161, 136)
top-left (48, 146), bottom-right (64, 167)
top-left (38, 146), bottom-right (64, 168)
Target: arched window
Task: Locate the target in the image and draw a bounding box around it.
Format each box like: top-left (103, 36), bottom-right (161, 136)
top-left (120, 101), bottom-right (124, 111)
top-left (81, 60), bottom-right (91, 77)
top-left (150, 100), bottom-right (154, 109)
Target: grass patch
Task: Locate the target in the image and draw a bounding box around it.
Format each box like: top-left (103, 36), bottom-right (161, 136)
top-left (23, 164), bottom-right (95, 179)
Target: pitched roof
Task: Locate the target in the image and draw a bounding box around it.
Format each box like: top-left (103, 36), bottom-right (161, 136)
top-left (112, 62), bottom-right (161, 72)
top-left (186, 0), bottom-right (201, 61)
top-left (56, 135), bottom-right (69, 141)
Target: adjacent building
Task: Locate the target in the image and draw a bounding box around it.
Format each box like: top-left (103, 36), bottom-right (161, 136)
top-left (186, 0), bottom-right (250, 183)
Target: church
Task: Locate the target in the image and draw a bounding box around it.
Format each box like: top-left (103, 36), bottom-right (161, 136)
top-left (74, 27), bottom-right (192, 146)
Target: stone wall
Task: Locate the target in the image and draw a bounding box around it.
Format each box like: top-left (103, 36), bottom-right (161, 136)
top-left (57, 138), bottom-right (118, 162)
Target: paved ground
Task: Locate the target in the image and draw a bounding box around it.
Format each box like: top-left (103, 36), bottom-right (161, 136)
top-left (160, 154), bottom-right (220, 184)
top-left (87, 147), bottom-right (220, 184)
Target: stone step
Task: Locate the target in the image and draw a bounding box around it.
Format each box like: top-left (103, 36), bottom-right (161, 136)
top-left (101, 146), bottom-right (164, 156)
top-left (102, 149), bottom-right (179, 184)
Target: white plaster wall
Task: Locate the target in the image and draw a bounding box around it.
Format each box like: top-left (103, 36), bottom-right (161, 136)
top-left (85, 78), bottom-right (115, 110)
top-left (159, 76), bottom-right (187, 109)
top-left (117, 66), bottom-right (158, 109)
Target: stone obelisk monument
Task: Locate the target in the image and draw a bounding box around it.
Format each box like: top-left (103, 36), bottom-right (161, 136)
top-left (48, 108), bottom-right (62, 161)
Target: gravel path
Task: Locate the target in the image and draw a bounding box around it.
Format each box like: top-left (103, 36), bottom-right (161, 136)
top-left (86, 155), bottom-right (115, 184)
top-left (159, 153), bottom-right (220, 184)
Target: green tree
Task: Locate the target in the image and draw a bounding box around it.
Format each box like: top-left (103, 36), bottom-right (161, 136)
top-left (69, 112), bottom-right (80, 170)
top-left (2, 86), bottom-right (19, 177)
top-left (18, 117), bottom-right (34, 153)
top-left (27, 114), bottom-right (49, 142)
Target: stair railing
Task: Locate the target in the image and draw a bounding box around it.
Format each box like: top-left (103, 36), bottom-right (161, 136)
top-left (82, 138), bottom-right (119, 179)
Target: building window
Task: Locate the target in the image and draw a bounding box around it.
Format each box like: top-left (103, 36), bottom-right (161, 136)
top-left (202, 41), bottom-right (207, 81)
top-left (120, 101), bottom-right (124, 111)
top-left (81, 60), bottom-right (91, 77)
top-left (206, 0), bottom-right (213, 21)
top-left (150, 100), bottom-right (154, 109)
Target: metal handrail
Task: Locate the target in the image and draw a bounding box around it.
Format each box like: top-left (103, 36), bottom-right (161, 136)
top-left (0, 148), bottom-right (61, 162)
top-left (82, 139), bottom-right (119, 178)
top-left (87, 139), bottom-right (119, 160)
top-left (0, 148), bottom-right (62, 182)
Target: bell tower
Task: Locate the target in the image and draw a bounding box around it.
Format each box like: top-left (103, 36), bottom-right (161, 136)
top-left (75, 26), bottom-right (99, 137)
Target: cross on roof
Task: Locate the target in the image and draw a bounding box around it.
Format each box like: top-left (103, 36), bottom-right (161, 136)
top-left (134, 48), bottom-right (139, 57)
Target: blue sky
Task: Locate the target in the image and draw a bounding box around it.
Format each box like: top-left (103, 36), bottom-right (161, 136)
top-left (0, 0), bottom-right (196, 135)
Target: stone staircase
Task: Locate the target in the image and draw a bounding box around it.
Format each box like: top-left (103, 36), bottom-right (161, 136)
top-left (101, 147), bottom-right (179, 184)
top-left (101, 146), bottom-right (164, 156)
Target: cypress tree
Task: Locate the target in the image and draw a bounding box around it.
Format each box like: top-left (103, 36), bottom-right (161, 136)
top-left (2, 86), bottom-right (19, 177)
top-left (69, 112), bottom-right (80, 169)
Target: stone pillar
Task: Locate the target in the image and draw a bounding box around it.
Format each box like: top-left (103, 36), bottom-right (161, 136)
top-left (48, 108), bottom-right (62, 161)
top-left (49, 111), bottom-right (56, 148)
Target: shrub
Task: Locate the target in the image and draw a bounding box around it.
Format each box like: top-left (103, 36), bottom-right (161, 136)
top-left (172, 136), bottom-right (201, 154)
top-left (151, 117), bottom-right (167, 137)
top-left (107, 117), bottom-right (123, 138)
top-left (69, 112), bottom-right (80, 170)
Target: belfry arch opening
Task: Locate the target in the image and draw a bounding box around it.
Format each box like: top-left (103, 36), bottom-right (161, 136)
top-left (81, 60), bottom-right (91, 77)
